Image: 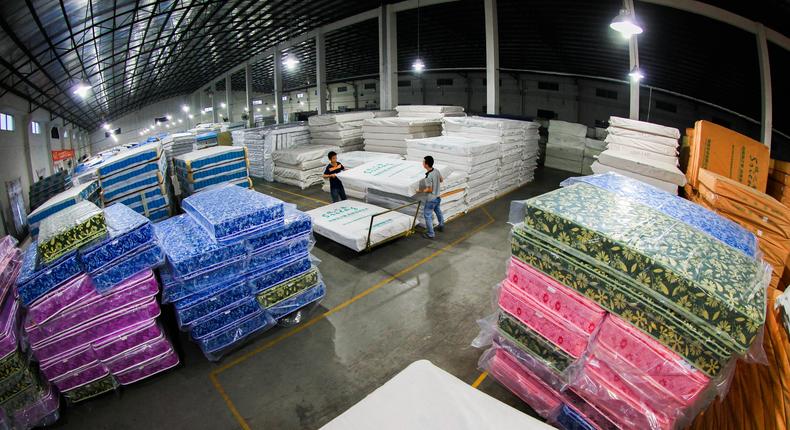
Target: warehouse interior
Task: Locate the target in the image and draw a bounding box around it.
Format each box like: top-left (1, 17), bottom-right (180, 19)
top-left (0, 0), bottom-right (788, 429)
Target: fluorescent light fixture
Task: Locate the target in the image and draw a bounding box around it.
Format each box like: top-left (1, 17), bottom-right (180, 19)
top-left (282, 55), bottom-right (299, 71)
top-left (299, 101), bottom-right (305, 106)
top-left (181, 105), bottom-right (190, 113)
top-left (102, 123), bottom-right (111, 131)
top-left (412, 58), bottom-right (425, 73)
top-left (256, 108), bottom-right (260, 112)
top-left (243, 107), bottom-right (249, 112)
top-left (629, 66), bottom-right (644, 81)
top-left (220, 102), bottom-right (226, 108)
top-left (111, 135), bottom-right (118, 142)
top-left (72, 81), bottom-right (91, 98)
top-left (178, 119), bottom-right (183, 123)
top-left (252, 99), bottom-right (262, 105)
top-left (266, 107), bottom-right (271, 111)
top-left (610, 9), bottom-right (643, 38)
top-left (166, 115), bottom-right (173, 120)
top-left (165, 124), bottom-right (170, 128)
top-left (188, 114), bottom-right (194, 119)
top-left (139, 131), bottom-right (144, 136)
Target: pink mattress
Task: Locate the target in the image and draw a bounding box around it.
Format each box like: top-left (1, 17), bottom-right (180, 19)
top-left (93, 320), bottom-right (162, 361)
top-left (499, 280), bottom-right (589, 357)
top-left (26, 273), bottom-right (96, 327)
top-left (488, 348), bottom-right (563, 418)
top-left (115, 349), bottom-right (179, 385)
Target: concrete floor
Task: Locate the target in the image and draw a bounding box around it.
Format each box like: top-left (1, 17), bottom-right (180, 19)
top-left (51, 167), bottom-right (573, 430)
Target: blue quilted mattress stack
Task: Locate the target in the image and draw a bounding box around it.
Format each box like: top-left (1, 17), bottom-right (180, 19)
top-left (16, 204), bottom-right (178, 403)
top-left (97, 142), bottom-right (172, 222)
top-left (155, 184), bottom-right (325, 360)
top-left (27, 180), bottom-right (100, 239)
top-left (173, 146), bottom-right (251, 196)
top-left (195, 131), bottom-right (218, 149)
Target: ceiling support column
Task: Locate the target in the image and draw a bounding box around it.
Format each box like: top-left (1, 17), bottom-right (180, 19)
top-left (485, 0), bottom-right (499, 115)
top-left (225, 73), bottom-right (233, 122)
top-left (316, 30), bottom-right (328, 115)
top-left (245, 62), bottom-right (254, 128)
top-left (756, 24), bottom-right (772, 150)
top-left (379, 5), bottom-right (398, 110)
top-left (625, 0), bottom-right (640, 120)
top-left (273, 49), bottom-right (285, 124)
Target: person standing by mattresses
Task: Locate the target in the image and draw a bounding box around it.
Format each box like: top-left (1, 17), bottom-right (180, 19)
top-left (418, 155), bottom-right (445, 239)
top-left (323, 151), bottom-right (347, 202)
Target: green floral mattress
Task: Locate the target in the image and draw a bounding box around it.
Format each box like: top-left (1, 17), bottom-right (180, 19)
top-left (37, 201), bottom-right (107, 265)
top-left (523, 184), bottom-right (767, 353)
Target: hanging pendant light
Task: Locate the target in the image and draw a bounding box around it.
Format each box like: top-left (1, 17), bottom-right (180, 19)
top-left (72, 79), bottom-right (92, 98)
top-left (610, 9), bottom-right (643, 38)
top-left (412, 0), bottom-right (425, 73)
top-left (628, 66), bottom-right (644, 81)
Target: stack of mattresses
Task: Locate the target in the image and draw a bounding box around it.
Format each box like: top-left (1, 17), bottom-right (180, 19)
top-left (307, 200), bottom-right (415, 251)
top-left (338, 159), bottom-right (454, 199)
top-left (582, 138), bottom-right (606, 175)
top-left (0, 236), bottom-right (60, 429)
top-left (362, 117), bottom-right (442, 155)
top-left (477, 176), bottom-right (769, 429)
top-left (687, 169), bottom-right (790, 290)
top-left (29, 171), bottom-right (71, 212)
top-left (405, 135), bottom-right (492, 211)
top-left (161, 133), bottom-right (196, 171)
top-left (309, 112), bottom-right (373, 153)
top-left (98, 142), bottom-right (170, 222)
top-left (233, 123), bottom-right (310, 181)
top-left (174, 146), bottom-right (251, 197)
top-left (17, 203), bottom-right (176, 404)
top-left (195, 131), bottom-right (218, 149)
top-left (544, 120), bottom-right (587, 174)
top-left (320, 151), bottom-right (404, 200)
top-left (442, 116), bottom-right (540, 198)
top-left (593, 116), bottom-right (684, 194)
top-left (272, 144), bottom-right (339, 189)
top-left (395, 105), bottom-right (465, 119)
top-left (155, 185), bottom-right (325, 360)
top-left (27, 180), bottom-right (100, 239)
top-left (768, 159), bottom-right (790, 206)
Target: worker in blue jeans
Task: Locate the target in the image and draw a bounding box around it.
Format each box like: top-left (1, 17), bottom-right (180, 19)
top-left (323, 151), bottom-right (347, 203)
top-left (418, 155), bottom-right (444, 239)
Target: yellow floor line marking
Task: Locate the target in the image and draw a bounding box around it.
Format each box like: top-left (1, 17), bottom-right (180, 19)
top-left (210, 207), bottom-right (496, 429)
top-left (471, 371), bottom-right (488, 389)
top-left (257, 183), bottom-right (330, 205)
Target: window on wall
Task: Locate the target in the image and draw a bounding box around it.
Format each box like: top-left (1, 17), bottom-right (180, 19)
top-left (51, 127), bottom-right (59, 139)
top-left (64, 130), bottom-right (69, 138)
top-left (337, 86), bottom-right (348, 93)
top-left (595, 88), bottom-right (618, 100)
top-left (436, 78), bottom-right (453, 87)
top-left (537, 109), bottom-right (558, 119)
top-left (364, 83), bottom-right (376, 90)
top-left (31, 121), bottom-right (41, 134)
top-left (655, 100), bottom-right (677, 113)
top-left (538, 81), bottom-right (560, 91)
top-left (0, 113), bottom-right (14, 131)
top-left (297, 93), bottom-right (305, 98)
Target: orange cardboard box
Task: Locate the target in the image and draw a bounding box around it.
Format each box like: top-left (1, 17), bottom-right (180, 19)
top-left (688, 121), bottom-right (770, 192)
top-left (773, 159), bottom-right (790, 175)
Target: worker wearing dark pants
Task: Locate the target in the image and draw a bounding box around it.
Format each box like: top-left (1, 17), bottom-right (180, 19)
top-left (323, 151), bottom-right (347, 203)
top-left (419, 155), bottom-right (444, 239)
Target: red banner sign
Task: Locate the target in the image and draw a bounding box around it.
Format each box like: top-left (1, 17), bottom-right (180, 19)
top-left (51, 149), bottom-right (75, 162)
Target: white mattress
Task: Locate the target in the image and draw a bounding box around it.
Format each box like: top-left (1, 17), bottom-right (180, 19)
top-left (584, 138), bottom-right (607, 151)
top-left (602, 144), bottom-right (678, 166)
top-left (395, 105), bottom-right (464, 114)
top-left (373, 110), bottom-right (398, 118)
top-left (273, 165), bottom-right (324, 181)
top-left (363, 138), bottom-right (409, 149)
top-left (337, 159), bottom-right (453, 197)
top-left (548, 120), bottom-right (588, 137)
top-left (307, 200), bottom-right (414, 251)
top-left (272, 175), bottom-right (322, 189)
top-left (334, 151), bottom-right (403, 169)
top-left (361, 145), bottom-right (407, 155)
top-left (591, 161), bottom-right (679, 195)
top-left (604, 133), bottom-right (678, 156)
top-left (405, 136), bottom-right (499, 156)
top-left (272, 144), bottom-right (340, 165)
top-left (545, 145), bottom-right (584, 161)
top-left (309, 121), bottom-right (366, 132)
top-left (597, 149), bottom-right (686, 185)
top-left (275, 158), bottom-right (326, 170)
top-left (608, 116), bottom-right (680, 139)
top-left (363, 131), bottom-right (438, 141)
top-left (312, 137), bottom-right (364, 147)
top-left (547, 133), bottom-right (586, 147)
top-left (544, 156), bottom-right (583, 173)
top-left (308, 111), bottom-right (375, 126)
top-left (310, 129), bottom-right (363, 139)
top-left (363, 117), bottom-right (443, 128)
top-left (338, 144), bottom-right (366, 153)
top-left (606, 126), bottom-right (679, 148)
top-left (405, 151), bottom-right (499, 170)
top-left (398, 112), bottom-right (466, 118)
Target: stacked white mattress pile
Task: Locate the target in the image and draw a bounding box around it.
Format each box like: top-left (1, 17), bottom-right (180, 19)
top-left (395, 105), bottom-right (465, 119)
top-left (272, 144), bottom-right (339, 189)
top-left (582, 138), bottom-right (606, 175)
top-left (307, 200), bottom-right (414, 252)
top-left (320, 151), bottom-right (404, 200)
top-left (594, 116), bottom-right (684, 194)
top-left (544, 120), bottom-right (588, 173)
top-left (442, 116), bottom-right (540, 199)
top-left (362, 117), bottom-right (443, 155)
top-left (233, 123), bottom-right (310, 180)
top-left (161, 133), bottom-right (196, 170)
top-left (309, 112), bottom-right (376, 153)
top-left (405, 135), bottom-right (497, 211)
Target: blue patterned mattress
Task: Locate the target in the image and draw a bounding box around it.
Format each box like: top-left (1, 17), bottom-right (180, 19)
top-left (190, 296), bottom-right (261, 340)
top-left (178, 160), bottom-right (249, 183)
top-left (230, 177), bottom-right (253, 189)
top-left (267, 283), bottom-right (325, 320)
top-left (90, 243), bottom-right (165, 293)
top-left (174, 146), bottom-right (246, 172)
top-left (173, 276), bottom-right (250, 328)
top-left (246, 207), bottom-right (312, 252)
top-left (100, 154), bottom-right (166, 192)
top-left (28, 181), bottom-right (100, 227)
top-left (182, 169), bottom-right (250, 195)
top-left (98, 142), bottom-right (163, 177)
top-left (117, 184), bottom-right (167, 209)
top-left (80, 204), bottom-right (154, 274)
top-left (102, 157), bottom-right (166, 204)
top-left (560, 172), bottom-right (758, 258)
top-left (195, 132), bottom-right (218, 142)
top-left (181, 185), bottom-right (285, 243)
top-left (147, 207), bottom-right (171, 222)
top-left (248, 257), bottom-right (312, 294)
top-left (197, 309), bottom-right (275, 360)
top-left (248, 235), bottom-right (311, 275)
top-left (160, 256), bottom-right (247, 304)
top-left (16, 245), bottom-right (81, 306)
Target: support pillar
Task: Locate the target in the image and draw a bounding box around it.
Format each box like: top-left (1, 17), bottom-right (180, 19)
top-left (379, 5), bottom-right (398, 110)
top-left (225, 74), bottom-right (232, 122)
top-left (485, 0), bottom-right (499, 115)
top-left (245, 63), bottom-right (255, 128)
top-left (756, 24), bottom-right (772, 150)
top-left (316, 31), bottom-right (328, 114)
top-left (273, 50), bottom-right (285, 124)
top-left (626, 0), bottom-right (640, 120)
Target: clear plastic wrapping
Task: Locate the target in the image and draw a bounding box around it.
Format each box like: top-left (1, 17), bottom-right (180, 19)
top-left (36, 201), bottom-right (107, 265)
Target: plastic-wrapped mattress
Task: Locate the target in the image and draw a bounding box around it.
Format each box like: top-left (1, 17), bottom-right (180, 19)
top-left (16, 244), bottom-right (81, 306)
top-left (308, 111), bottom-right (374, 126)
top-left (272, 144), bottom-right (339, 166)
top-left (97, 142), bottom-right (163, 178)
top-left (246, 206), bottom-right (312, 252)
top-left (608, 116), bottom-right (680, 139)
top-left (79, 203), bottom-right (154, 273)
top-left (307, 200), bottom-right (414, 251)
top-left (336, 159), bottom-right (454, 197)
top-left (181, 167), bottom-right (249, 195)
top-left (174, 146), bottom-right (246, 172)
top-left (89, 243), bottom-right (165, 292)
top-left (100, 154), bottom-right (166, 196)
top-left (37, 201), bottom-right (107, 265)
top-left (27, 180), bottom-right (100, 229)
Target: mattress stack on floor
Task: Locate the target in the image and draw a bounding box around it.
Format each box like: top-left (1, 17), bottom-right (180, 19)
top-left (307, 200), bottom-right (415, 252)
top-left (477, 174), bottom-right (769, 429)
top-left (582, 137), bottom-right (606, 175)
top-left (155, 185), bottom-right (325, 360)
top-left (161, 133), bottom-right (196, 170)
top-left (174, 146), bottom-right (251, 197)
top-left (544, 120), bottom-right (587, 173)
top-left (17, 202), bottom-right (177, 404)
top-left (394, 105), bottom-right (465, 119)
top-left (195, 131), bottom-right (219, 149)
top-left (272, 144), bottom-right (339, 189)
top-left (27, 180), bottom-right (100, 239)
top-left (0, 236), bottom-right (61, 430)
top-left (768, 159), bottom-right (790, 206)
top-left (320, 151), bottom-right (404, 200)
top-left (29, 171), bottom-right (71, 212)
top-left (309, 112), bottom-right (375, 153)
top-left (233, 123), bottom-right (310, 180)
top-left (442, 116), bottom-right (540, 200)
top-left (98, 142), bottom-right (171, 222)
top-left (362, 117), bottom-right (443, 155)
top-left (687, 169), bottom-right (789, 290)
top-left (593, 116), bottom-right (684, 195)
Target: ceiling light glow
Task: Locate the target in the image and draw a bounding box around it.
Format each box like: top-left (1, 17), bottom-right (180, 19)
top-left (412, 58), bottom-right (425, 73)
top-left (629, 66), bottom-right (644, 81)
top-left (610, 9), bottom-right (643, 38)
top-left (282, 55), bottom-right (300, 71)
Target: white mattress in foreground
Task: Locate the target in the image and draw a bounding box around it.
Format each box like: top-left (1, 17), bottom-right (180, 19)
top-left (606, 126), bottom-right (679, 148)
top-left (308, 200), bottom-right (414, 251)
top-left (337, 159), bottom-right (453, 197)
top-left (597, 149), bottom-right (686, 185)
top-left (608, 116), bottom-right (680, 139)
